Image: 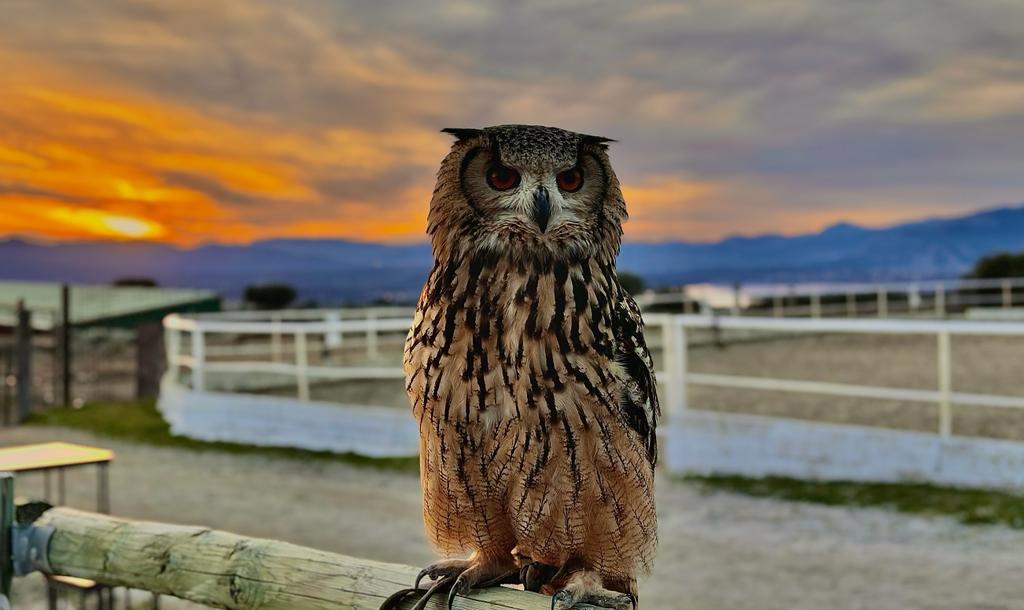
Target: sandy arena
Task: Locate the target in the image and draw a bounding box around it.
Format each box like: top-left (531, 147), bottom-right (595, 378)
top-left (3, 425), bottom-right (1023, 610)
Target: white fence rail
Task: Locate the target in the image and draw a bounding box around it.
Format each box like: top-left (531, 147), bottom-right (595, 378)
top-left (164, 311), bottom-right (411, 400)
top-left (650, 314), bottom-right (1024, 438)
top-left (164, 310), bottom-right (1024, 437)
top-left (161, 308), bottom-right (1024, 486)
top-left (636, 276), bottom-right (1024, 319)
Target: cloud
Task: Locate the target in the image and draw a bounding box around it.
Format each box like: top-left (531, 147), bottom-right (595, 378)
top-left (0, 0), bottom-right (1022, 244)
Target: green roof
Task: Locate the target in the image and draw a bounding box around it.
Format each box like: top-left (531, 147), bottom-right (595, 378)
top-left (0, 281), bottom-right (221, 329)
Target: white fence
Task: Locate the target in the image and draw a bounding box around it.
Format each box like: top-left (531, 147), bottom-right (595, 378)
top-left (636, 276), bottom-right (1024, 319)
top-left (160, 309), bottom-right (1024, 487)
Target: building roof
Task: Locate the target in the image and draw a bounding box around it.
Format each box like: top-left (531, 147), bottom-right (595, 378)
top-left (0, 281), bottom-right (221, 329)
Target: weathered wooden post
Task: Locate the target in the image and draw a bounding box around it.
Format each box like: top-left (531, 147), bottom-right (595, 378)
top-left (14, 302), bottom-right (31, 423)
top-left (0, 494), bottom-right (611, 610)
top-left (136, 322), bottom-right (165, 400)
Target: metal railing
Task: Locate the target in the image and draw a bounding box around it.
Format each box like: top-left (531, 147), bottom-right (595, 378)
top-left (164, 309), bottom-right (1024, 439)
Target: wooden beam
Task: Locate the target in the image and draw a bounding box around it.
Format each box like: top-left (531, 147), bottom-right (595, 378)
top-left (34, 507), bottom-right (605, 610)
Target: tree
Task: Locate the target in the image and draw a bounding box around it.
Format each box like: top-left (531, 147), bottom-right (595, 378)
top-left (965, 252), bottom-right (1024, 279)
top-left (244, 283), bottom-right (297, 310)
top-left (617, 271), bottom-right (646, 296)
top-left (113, 277), bottom-right (159, 288)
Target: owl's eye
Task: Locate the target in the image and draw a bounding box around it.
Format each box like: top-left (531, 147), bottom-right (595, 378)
top-left (556, 166), bottom-right (584, 192)
top-left (486, 164), bottom-right (521, 191)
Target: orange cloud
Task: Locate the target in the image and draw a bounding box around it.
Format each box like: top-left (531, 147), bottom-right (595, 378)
top-left (0, 45), bottom-right (448, 245)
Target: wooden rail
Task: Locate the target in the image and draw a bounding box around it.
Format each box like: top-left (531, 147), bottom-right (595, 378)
top-left (5, 505), bottom-right (606, 609)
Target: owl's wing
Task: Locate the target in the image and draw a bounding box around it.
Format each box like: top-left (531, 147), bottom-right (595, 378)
top-left (612, 291), bottom-right (661, 466)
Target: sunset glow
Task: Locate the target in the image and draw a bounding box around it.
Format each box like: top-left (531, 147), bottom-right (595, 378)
top-left (46, 208), bottom-right (167, 240)
top-left (1, 1), bottom-right (1022, 246)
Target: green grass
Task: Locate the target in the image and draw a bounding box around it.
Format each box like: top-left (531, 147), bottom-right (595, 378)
top-left (687, 474), bottom-right (1024, 529)
top-left (25, 401), bottom-right (420, 473)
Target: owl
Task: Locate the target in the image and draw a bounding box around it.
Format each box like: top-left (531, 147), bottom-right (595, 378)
top-left (381, 125), bottom-right (658, 610)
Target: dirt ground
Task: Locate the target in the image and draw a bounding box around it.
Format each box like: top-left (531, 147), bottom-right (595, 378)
top-left (3, 425), bottom-right (1023, 610)
top-left (682, 332), bottom-right (1024, 440)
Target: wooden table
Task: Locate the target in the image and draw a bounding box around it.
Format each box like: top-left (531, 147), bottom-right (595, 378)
top-left (0, 442), bottom-right (117, 608)
top-left (0, 442), bottom-right (113, 511)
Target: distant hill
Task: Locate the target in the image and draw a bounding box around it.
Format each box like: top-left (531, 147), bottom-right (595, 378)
top-left (4, 204), bottom-right (1024, 303)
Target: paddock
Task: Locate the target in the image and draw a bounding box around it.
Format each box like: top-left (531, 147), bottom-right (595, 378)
top-left (159, 310), bottom-right (1024, 489)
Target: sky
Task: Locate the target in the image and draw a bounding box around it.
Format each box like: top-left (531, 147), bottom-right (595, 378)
top-left (2, 0), bottom-right (1023, 246)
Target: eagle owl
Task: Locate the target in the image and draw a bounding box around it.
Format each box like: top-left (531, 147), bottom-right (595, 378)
top-left (383, 125), bottom-right (658, 610)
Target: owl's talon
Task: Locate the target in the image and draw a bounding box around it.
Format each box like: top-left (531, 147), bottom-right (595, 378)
top-left (446, 579), bottom-right (465, 610)
top-left (385, 556), bottom-right (520, 610)
top-left (520, 562), bottom-right (558, 592)
top-left (414, 568), bottom-right (429, 591)
top-left (409, 574), bottom-right (456, 610)
top-left (378, 587), bottom-right (420, 610)
top-left (548, 571), bottom-right (638, 610)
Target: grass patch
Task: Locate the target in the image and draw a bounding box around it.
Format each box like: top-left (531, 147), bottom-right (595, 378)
top-left (687, 474), bottom-right (1024, 528)
top-left (25, 401), bottom-right (420, 474)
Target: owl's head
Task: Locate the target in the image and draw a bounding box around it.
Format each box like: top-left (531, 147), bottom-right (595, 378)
top-left (427, 124), bottom-right (627, 266)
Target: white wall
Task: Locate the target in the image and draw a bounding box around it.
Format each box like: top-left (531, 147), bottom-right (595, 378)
top-left (158, 379), bottom-right (419, 458)
top-left (665, 410), bottom-right (1024, 489)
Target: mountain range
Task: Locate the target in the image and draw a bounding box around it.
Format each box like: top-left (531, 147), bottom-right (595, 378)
top-left (3, 204), bottom-right (1024, 303)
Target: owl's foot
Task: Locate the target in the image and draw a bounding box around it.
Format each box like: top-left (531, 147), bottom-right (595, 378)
top-left (378, 556), bottom-right (519, 610)
top-left (549, 571), bottom-right (637, 610)
top-left (520, 561), bottom-right (560, 592)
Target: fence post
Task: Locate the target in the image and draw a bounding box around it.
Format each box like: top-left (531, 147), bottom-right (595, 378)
top-left (60, 284), bottom-right (71, 408)
top-left (661, 318), bottom-right (687, 419)
top-left (810, 291), bottom-right (822, 318)
top-left (271, 315), bottom-right (283, 363)
top-left (937, 330), bottom-right (952, 437)
top-left (135, 322), bottom-right (165, 400)
top-left (731, 282), bottom-right (742, 316)
top-left (366, 311), bottom-right (379, 361)
top-left (15, 301), bottom-right (32, 422)
top-left (1002, 279), bottom-right (1012, 309)
top-left (935, 283), bottom-right (946, 318)
top-left (877, 287), bottom-right (888, 318)
top-left (166, 324), bottom-right (181, 385)
top-left (1, 472), bottom-right (13, 600)
top-left (325, 311), bottom-right (343, 349)
top-left (192, 329), bottom-right (205, 392)
top-left (295, 331), bottom-right (310, 401)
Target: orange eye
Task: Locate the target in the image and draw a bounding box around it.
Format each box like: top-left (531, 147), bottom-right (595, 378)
top-left (556, 166), bottom-right (584, 192)
top-left (486, 164), bottom-right (520, 191)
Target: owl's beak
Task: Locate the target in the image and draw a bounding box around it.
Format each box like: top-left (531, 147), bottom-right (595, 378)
top-left (532, 186), bottom-right (551, 233)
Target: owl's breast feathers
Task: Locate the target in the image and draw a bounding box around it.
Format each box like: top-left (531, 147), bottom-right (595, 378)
top-left (405, 253), bottom-right (659, 467)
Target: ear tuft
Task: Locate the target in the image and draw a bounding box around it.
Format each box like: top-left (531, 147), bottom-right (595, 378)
top-left (581, 134), bottom-right (616, 149)
top-left (441, 128), bottom-right (484, 142)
